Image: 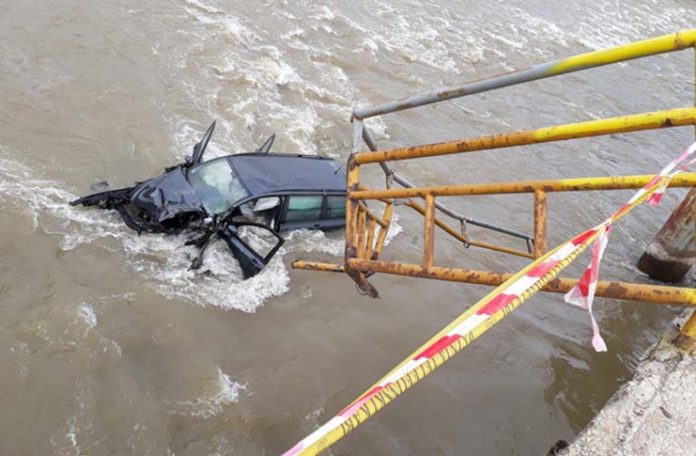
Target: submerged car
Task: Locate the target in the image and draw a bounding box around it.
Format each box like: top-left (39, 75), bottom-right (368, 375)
top-left (71, 121), bottom-right (347, 278)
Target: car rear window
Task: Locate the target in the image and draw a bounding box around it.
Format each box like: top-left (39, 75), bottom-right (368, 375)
top-left (285, 195), bottom-right (322, 222)
top-left (326, 195), bottom-right (346, 218)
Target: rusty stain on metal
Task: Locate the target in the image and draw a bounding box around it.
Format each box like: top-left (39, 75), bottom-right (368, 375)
top-left (366, 218), bottom-right (377, 260)
top-left (534, 190), bottom-right (548, 258)
top-left (357, 204), bottom-right (367, 259)
top-left (423, 194), bottom-right (436, 270)
top-left (374, 202), bottom-right (393, 258)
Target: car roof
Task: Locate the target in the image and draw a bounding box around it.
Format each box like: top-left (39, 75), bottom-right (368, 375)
top-left (227, 153), bottom-right (346, 196)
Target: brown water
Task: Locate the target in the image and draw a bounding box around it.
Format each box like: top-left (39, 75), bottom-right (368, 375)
top-left (0, 1), bottom-right (694, 454)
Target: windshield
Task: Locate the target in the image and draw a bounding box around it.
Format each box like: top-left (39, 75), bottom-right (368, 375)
top-left (187, 159), bottom-right (249, 215)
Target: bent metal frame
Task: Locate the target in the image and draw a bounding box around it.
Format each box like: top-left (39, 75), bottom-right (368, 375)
top-left (294, 29), bottom-right (696, 347)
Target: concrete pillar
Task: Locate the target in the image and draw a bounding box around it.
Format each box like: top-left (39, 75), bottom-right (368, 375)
top-left (637, 188), bottom-right (696, 282)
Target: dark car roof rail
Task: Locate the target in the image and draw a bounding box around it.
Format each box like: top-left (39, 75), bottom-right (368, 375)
top-left (230, 152), bottom-right (337, 161)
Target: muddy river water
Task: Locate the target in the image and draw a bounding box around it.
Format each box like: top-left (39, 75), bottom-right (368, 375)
top-left (1, 1), bottom-right (695, 454)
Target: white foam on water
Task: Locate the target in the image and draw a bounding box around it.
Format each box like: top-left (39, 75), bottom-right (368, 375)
top-left (330, 6), bottom-right (461, 73)
top-left (78, 303), bottom-right (97, 329)
top-left (172, 3), bottom-right (320, 154)
top-left (164, 367), bottom-right (246, 419)
top-left (170, 0), bottom-right (396, 158)
top-left (570, 4), bottom-right (693, 51)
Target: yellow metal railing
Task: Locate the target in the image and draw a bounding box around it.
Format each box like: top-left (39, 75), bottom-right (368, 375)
top-left (287, 30), bottom-right (696, 455)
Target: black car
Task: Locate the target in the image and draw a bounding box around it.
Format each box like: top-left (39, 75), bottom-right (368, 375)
top-left (71, 122), bottom-right (347, 278)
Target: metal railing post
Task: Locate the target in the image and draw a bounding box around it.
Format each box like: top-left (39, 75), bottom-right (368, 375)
top-left (534, 190), bottom-right (548, 257)
top-left (424, 194), bottom-right (436, 269)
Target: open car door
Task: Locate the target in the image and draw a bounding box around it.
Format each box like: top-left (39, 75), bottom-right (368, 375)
top-left (220, 222), bottom-right (284, 279)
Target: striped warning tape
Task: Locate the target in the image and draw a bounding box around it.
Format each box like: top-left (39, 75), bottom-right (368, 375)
top-left (282, 142), bottom-right (696, 456)
top-left (565, 142), bottom-right (696, 351)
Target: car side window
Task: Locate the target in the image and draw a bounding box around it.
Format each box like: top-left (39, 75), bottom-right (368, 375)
top-left (284, 195), bottom-right (323, 222)
top-left (326, 195), bottom-right (346, 218)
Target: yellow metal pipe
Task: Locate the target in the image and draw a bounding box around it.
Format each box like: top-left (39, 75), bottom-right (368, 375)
top-left (366, 218), bottom-right (377, 259)
top-left (423, 195), bottom-right (436, 269)
top-left (345, 162), bottom-right (360, 259)
top-left (350, 173), bottom-right (696, 200)
top-left (353, 107), bottom-right (696, 165)
top-left (374, 203), bottom-right (393, 258)
top-left (361, 205), bottom-right (390, 228)
top-left (550, 29), bottom-right (696, 74)
top-left (292, 261), bottom-right (344, 273)
top-left (357, 205), bottom-right (367, 259)
top-left (345, 259), bottom-right (696, 306)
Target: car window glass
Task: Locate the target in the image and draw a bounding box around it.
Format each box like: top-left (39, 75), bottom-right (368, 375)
top-left (254, 197), bottom-right (280, 212)
top-left (188, 159), bottom-right (249, 215)
top-left (236, 197), bottom-right (278, 226)
top-left (326, 196), bottom-right (346, 218)
top-left (285, 195), bottom-right (322, 222)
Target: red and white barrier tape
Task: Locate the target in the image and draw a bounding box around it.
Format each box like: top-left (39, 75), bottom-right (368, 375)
top-left (565, 142), bottom-right (696, 351)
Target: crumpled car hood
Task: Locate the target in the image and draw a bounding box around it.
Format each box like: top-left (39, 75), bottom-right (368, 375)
top-left (130, 167), bottom-right (204, 222)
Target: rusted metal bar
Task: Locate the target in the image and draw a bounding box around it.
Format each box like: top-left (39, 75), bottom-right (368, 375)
top-left (352, 30), bottom-right (696, 120)
top-left (345, 259), bottom-right (696, 306)
top-left (360, 204), bottom-right (390, 228)
top-left (350, 173), bottom-right (696, 200)
top-left (366, 218), bottom-right (377, 259)
top-left (357, 205), bottom-right (367, 259)
top-left (353, 108), bottom-right (696, 165)
top-left (423, 194), bottom-right (436, 270)
top-left (405, 201), bottom-right (534, 258)
top-left (534, 190), bottom-right (548, 257)
top-left (344, 159), bottom-right (379, 297)
top-left (292, 261), bottom-right (344, 273)
top-left (373, 202), bottom-right (393, 258)
top-left (345, 163), bottom-right (361, 254)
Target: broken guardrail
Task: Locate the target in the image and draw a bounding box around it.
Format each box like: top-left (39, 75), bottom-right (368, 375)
top-left (289, 29), bottom-right (696, 454)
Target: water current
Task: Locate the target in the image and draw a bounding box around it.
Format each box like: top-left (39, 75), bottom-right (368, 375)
top-left (0, 0), bottom-right (695, 454)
